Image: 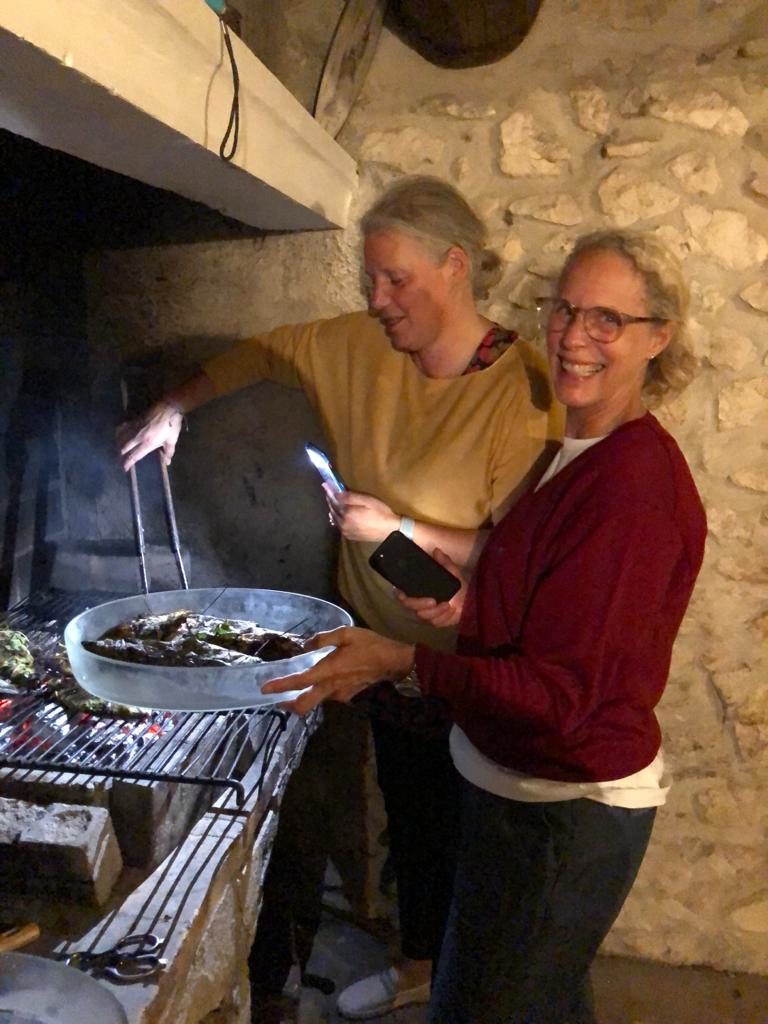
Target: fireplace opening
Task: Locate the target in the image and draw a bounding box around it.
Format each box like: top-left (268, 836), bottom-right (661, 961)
top-left (0, 126), bottom-right (270, 611)
top-left (0, 126), bottom-right (305, 931)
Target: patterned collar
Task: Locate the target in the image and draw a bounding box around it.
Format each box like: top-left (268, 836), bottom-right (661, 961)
top-left (463, 323), bottom-right (518, 374)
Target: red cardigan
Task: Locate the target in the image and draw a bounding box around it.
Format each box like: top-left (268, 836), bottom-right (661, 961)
top-left (415, 414), bottom-right (706, 783)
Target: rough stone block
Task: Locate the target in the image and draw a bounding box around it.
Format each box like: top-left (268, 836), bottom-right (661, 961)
top-left (506, 193), bottom-right (583, 226)
top-left (598, 168), bottom-right (679, 227)
top-left (683, 206), bottom-right (768, 269)
top-left (0, 796), bottom-right (122, 905)
top-left (359, 127), bottom-right (445, 174)
top-left (667, 150), bottom-right (721, 194)
top-left (570, 86), bottom-right (610, 135)
top-left (740, 280), bottom-right (768, 313)
top-left (500, 111), bottom-right (569, 177)
top-left (643, 82), bottom-right (749, 136)
top-left (414, 94), bottom-right (496, 119)
top-left (708, 328), bottom-right (756, 371)
top-left (717, 377), bottom-right (768, 429)
top-left (603, 136), bottom-right (657, 158)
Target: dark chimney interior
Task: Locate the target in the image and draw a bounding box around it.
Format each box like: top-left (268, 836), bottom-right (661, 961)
top-left (0, 127), bottom-right (300, 608)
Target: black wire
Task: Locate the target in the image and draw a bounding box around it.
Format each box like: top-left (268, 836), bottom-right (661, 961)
top-left (219, 20), bottom-right (240, 162)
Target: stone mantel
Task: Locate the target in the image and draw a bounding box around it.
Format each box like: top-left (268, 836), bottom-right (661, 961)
top-left (0, 0), bottom-right (358, 231)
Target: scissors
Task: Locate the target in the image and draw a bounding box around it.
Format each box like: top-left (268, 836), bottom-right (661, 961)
top-left (59, 932), bottom-right (166, 983)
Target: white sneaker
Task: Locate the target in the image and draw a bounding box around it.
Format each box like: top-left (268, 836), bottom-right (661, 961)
top-left (336, 966), bottom-right (431, 1020)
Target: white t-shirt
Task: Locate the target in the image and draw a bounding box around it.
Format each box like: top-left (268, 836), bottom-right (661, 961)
top-left (450, 434), bottom-right (670, 809)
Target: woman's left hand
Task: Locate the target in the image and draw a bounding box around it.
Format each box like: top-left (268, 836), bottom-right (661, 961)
top-left (397, 548), bottom-right (467, 628)
top-left (325, 486), bottom-right (399, 542)
top-left (261, 626), bottom-right (414, 715)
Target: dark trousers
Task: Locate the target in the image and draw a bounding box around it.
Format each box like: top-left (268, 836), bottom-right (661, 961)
top-left (249, 705), bottom-right (369, 1003)
top-left (371, 715), bottom-right (461, 963)
top-left (429, 781), bottom-right (655, 1024)
top-left (248, 738), bottom-right (328, 1000)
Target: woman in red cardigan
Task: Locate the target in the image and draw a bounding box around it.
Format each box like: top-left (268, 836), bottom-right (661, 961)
top-left (264, 229), bottom-right (706, 1024)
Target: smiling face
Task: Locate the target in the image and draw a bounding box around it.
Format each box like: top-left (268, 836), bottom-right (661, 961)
top-left (363, 229), bottom-right (458, 356)
top-left (547, 248), bottom-right (672, 438)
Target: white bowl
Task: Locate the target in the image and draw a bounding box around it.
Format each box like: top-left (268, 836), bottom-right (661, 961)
top-left (0, 953), bottom-right (127, 1024)
top-left (63, 588), bottom-right (352, 712)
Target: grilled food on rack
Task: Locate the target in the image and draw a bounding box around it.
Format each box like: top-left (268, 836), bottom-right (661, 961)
top-left (0, 630), bottom-right (146, 718)
top-left (83, 611), bottom-right (306, 667)
top-left (0, 629), bottom-right (36, 685)
top-left (45, 645), bottom-right (147, 719)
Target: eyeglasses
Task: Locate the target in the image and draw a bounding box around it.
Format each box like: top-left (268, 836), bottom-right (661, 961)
top-left (535, 297), bottom-right (668, 344)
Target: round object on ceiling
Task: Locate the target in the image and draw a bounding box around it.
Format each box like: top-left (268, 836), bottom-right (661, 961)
top-left (386, 0), bottom-right (543, 68)
top-left (314, 0), bottom-right (387, 138)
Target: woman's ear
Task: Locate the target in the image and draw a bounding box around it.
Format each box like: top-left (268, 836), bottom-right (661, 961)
top-left (649, 321), bottom-right (674, 360)
top-left (444, 245), bottom-right (470, 284)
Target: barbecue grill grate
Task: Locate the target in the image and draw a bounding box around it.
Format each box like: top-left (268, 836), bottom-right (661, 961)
top-left (0, 589), bottom-right (290, 806)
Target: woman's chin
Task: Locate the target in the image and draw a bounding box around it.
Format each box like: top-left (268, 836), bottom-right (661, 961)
top-left (553, 373), bottom-right (602, 408)
top-left (386, 327), bottom-right (412, 351)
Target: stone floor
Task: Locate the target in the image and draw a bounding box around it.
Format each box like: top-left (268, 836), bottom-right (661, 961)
top-left (270, 910), bottom-right (768, 1024)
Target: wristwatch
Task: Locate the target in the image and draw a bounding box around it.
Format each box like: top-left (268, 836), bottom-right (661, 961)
top-left (399, 516), bottom-right (415, 539)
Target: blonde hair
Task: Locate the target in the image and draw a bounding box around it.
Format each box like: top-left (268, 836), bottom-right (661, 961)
top-left (559, 230), bottom-right (696, 406)
top-left (360, 176), bottom-right (502, 301)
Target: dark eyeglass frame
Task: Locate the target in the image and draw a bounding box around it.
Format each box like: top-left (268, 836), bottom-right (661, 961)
top-left (535, 297), bottom-right (669, 344)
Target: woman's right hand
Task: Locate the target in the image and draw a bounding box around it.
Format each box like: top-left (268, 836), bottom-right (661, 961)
top-left (324, 487), bottom-right (399, 542)
top-left (117, 401), bottom-right (184, 471)
top-left (397, 548), bottom-right (467, 628)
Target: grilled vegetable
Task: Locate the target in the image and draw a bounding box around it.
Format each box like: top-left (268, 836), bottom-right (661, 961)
top-left (0, 631), bottom-right (145, 719)
top-left (43, 643), bottom-right (147, 719)
top-left (0, 629), bottom-right (36, 684)
top-left (102, 609), bottom-right (193, 642)
top-left (46, 680), bottom-right (148, 720)
top-left (84, 612), bottom-right (305, 668)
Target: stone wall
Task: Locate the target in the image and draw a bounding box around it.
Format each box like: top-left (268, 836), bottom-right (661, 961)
top-left (339, 0), bottom-right (768, 974)
top-left (84, 0), bottom-right (768, 976)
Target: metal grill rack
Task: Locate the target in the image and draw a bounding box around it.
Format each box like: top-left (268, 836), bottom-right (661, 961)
top-left (0, 590), bottom-right (289, 806)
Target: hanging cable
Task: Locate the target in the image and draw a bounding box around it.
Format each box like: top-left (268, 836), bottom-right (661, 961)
top-left (219, 19), bottom-right (240, 162)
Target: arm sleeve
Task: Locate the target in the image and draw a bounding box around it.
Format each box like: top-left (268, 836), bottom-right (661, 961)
top-left (489, 343), bottom-right (564, 522)
top-left (202, 320), bottom-right (324, 396)
top-left (415, 500), bottom-right (686, 738)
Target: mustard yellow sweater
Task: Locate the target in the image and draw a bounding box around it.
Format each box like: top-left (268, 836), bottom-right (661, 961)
top-left (204, 311), bottom-right (562, 649)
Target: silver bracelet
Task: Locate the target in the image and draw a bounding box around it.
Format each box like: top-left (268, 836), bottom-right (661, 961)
top-left (399, 515), bottom-right (415, 539)
top-left (394, 665), bottom-right (422, 698)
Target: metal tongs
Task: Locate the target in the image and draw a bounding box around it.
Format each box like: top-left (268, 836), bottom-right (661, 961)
top-left (121, 378), bottom-right (189, 595)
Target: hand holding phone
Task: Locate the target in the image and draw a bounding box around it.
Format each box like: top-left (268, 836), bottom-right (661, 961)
top-left (397, 544), bottom-right (466, 627)
top-left (369, 531), bottom-right (461, 602)
top-left (304, 443), bottom-right (345, 493)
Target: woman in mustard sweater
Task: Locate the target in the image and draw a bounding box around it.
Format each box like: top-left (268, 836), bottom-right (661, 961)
top-left (118, 176), bottom-right (561, 1020)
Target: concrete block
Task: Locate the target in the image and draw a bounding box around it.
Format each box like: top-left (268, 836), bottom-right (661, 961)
top-left (0, 796), bottom-right (123, 905)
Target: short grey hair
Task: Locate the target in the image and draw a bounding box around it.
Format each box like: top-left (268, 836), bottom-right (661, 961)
top-left (361, 175), bottom-right (502, 301)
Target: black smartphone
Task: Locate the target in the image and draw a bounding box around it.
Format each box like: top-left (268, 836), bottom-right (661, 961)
top-left (304, 443), bottom-right (345, 493)
top-left (369, 531), bottom-right (461, 602)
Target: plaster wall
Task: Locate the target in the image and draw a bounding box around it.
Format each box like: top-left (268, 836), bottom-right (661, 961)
top-left (85, 0), bottom-right (768, 976)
